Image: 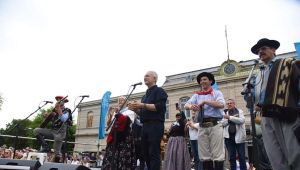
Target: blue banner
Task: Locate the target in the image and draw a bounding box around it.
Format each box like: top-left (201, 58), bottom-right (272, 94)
top-left (294, 42), bottom-right (300, 60)
top-left (212, 81), bottom-right (218, 90)
top-left (98, 91), bottom-right (111, 139)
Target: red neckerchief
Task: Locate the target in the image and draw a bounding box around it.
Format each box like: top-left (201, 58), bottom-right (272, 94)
top-left (195, 88), bottom-right (213, 95)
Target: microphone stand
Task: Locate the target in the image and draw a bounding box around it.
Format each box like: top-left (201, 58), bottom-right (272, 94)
top-left (62, 96), bottom-right (88, 163)
top-left (107, 84), bottom-right (139, 170)
top-left (106, 85), bottom-right (139, 132)
top-left (241, 60), bottom-right (258, 168)
top-left (10, 102), bottom-right (50, 159)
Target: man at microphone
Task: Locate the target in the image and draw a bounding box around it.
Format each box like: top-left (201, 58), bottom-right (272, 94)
top-left (128, 71), bottom-right (168, 170)
top-left (250, 38), bottom-right (300, 169)
top-left (33, 95), bottom-right (71, 163)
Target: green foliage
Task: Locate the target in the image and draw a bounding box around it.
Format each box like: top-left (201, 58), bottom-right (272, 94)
top-left (1, 119), bottom-right (32, 149)
top-left (0, 94), bottom-right (3, 111)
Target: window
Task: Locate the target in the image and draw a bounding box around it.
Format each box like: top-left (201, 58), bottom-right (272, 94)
top-left (87, 111), bottom-right (94, 128)
top-left (165, 100), bottom-right (169, 119)
top-left (179, 97), bottom-right (191, 118)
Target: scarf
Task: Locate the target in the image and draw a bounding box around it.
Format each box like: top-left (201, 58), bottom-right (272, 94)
top-left (224, 108), bottom-right (239, 135)
top-left (195, 88), bottom-right (213, 95)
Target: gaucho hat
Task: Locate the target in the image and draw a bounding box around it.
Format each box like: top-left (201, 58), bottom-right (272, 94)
top-left (251, 38), bottom-right (280, 55)
top-left (196, 72), bottom-right (215, 85)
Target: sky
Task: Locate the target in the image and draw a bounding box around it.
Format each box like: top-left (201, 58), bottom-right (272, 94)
top-left (0, 0), bottom-right (300, 129)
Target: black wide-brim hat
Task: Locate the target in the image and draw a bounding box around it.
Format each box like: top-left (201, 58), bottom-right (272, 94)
top-left (196, 72), bottom-right (215, 85)
top-left (251, 38), bottom-right (280, 55)
top-left (175, 113), bottom-right (182, 117)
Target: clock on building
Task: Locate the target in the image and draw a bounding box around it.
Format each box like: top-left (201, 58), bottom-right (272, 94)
top-left (224, 63), bottom-right (236, 75)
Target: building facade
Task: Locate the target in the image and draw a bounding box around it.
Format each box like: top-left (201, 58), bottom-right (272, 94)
top-left (74, 52), bottom-right (296, 152)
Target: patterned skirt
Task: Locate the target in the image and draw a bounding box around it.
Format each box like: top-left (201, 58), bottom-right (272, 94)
top-left (102, 132), bottom-right (136, 170)
top-left (164, 136), bottom-right (191, 170)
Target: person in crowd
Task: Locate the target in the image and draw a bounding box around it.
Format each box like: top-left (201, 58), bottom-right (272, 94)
top-left (71, 157), bottom-right (81, 165)
top-left (33, 95), bottom-right (71, 163)
top-left (3, 149), bottom-right (13, 159)
top-left (128, 70), bottom-right (168, 170)
top-left (250, 38), bottom-right (300, 169)
top-left (102, 96), bottom-right (136, 170)
top-left (222, 99), bottom-right (247, 170)
top-left (184, 72), bottom-right (225, 170)
top-left (176, 103), bottom-right (187, 121)
top-left (164, 113), bottom-right (191, 170)
top-left (82, 157), bottom-right (91, 168)
top-left (186, 111), bottom-right (203, 170)
top-left (97, 152), bottom-right (104, 167)
top-left (0, 147), bottom-right (4, 158)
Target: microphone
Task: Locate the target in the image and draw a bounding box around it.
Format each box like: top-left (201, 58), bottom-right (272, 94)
top-left (241, 60), bottom-right (259, 95)
top-left (43, 101), bottom-right (53, 104)
top-left (80, 95), bottom-right (89, 98)
top-left (131, 82), bottom-right (142, 86)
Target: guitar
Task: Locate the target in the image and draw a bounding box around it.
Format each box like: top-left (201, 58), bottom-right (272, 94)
top-left (40, 95), bottom-right (68, 128)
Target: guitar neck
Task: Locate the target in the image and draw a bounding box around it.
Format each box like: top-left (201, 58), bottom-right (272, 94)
top-left (40, 113), bottom-right (55, 128)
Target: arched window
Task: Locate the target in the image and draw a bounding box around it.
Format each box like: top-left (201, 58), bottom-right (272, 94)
top-left (87, 111), bottom-right (94, 128)
top-left (179, 97), bottom-right (191, 118)
top-left (165, 100), bottom-right (169, 119)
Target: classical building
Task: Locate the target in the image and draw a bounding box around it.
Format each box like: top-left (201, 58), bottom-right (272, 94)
top-left (74, 51), bottom-right (297, 152)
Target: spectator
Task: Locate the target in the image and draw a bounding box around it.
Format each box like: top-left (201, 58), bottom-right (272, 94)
top-left (222, 99), bottom-right (247, 170)
top-left (164, 113), bottom-right (191, 170)
top-left (186, 111), bottom-right (203, 170)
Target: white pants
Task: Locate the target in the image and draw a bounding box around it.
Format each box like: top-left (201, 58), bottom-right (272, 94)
top-left (198, 123), bottom-right (225, 161)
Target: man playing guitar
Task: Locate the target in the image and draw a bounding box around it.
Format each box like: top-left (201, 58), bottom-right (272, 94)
top-left (33, 95), bottom-right (71, 163)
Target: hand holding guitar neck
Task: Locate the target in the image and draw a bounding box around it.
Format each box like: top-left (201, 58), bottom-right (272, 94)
top-left (40, 95), bottom-right (68, 128)
top-left (53, 95), bottom-right (68, 113)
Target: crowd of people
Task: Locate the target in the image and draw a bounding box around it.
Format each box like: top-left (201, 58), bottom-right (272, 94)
top-left (0, 145), bottom-right (37, 159)
top-left (0, 144), bottom-right (104, 168)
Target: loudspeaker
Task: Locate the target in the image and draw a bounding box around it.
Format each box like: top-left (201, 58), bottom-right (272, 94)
top-left (39, 162), bottom-right (90, 170)
top-left (0, 158), bottom-right (41, 170)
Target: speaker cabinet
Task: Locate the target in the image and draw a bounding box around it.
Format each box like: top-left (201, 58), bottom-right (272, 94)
top-left (0, 158), bottom-right (41, 170)
top-left (39, 162), bottom-right (90, 170)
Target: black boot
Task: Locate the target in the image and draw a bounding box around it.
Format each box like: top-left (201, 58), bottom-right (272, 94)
top-left (203, 160), bottom-right (213, 170)
top-left (36, 135), bottom-right (50, 152)
top-left (214, 161), bottom-right (224, 170)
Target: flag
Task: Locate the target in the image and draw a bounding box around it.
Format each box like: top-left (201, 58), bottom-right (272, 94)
top-left (294, 42), bottom-right (300, 60)
top-left (98, 91), bottom-right (111, 139)
top-left (212, 81), bottom-right (218, 90)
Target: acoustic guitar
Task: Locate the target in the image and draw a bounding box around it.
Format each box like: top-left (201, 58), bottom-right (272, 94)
top-left (40, 95), bottom-right (68, 128)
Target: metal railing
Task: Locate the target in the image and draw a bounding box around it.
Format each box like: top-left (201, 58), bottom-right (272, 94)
top-left (0, 134), bottom-right (104, 146)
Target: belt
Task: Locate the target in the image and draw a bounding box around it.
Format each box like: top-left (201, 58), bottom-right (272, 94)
top-left (200, 117), bottom-right (220, 128)
top-left (202, 117), bottom-right (220, 123)
top-left (200, 121), bottom-right (218, 128)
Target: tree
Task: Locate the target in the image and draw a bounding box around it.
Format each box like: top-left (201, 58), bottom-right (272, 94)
top-left (0, 94), bottom-right (3, 111)
top-left (0, 106), bottom-right (77, 153)
top-left (2, 119), bottom-right (32, 149)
